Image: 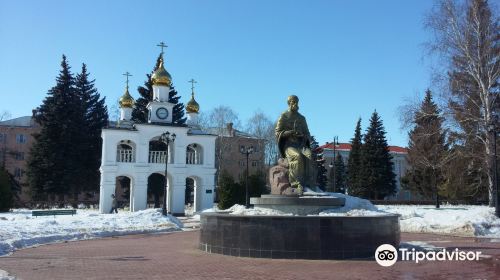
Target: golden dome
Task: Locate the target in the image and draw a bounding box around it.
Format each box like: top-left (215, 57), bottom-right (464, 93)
top-left (186, 92), bottom-right (199, 113)
top-left (151, 56), bottom-right (172, 87)
top-left (119, 88), bottom-right (134, 108)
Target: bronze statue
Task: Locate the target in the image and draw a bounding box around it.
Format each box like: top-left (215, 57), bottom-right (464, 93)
top-left (275, 95), bottom-right (313, 194)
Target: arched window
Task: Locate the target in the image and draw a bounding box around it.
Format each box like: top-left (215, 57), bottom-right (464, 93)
top-left (117, 141), bottom-right (135, 162)
top-left (186, 143), bottom-right (203, 165)
top-left (149, 138), bottom-right (173, 164)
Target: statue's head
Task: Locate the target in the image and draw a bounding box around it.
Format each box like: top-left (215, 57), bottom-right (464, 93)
top-left (287, 95), bottom-right (299, 112)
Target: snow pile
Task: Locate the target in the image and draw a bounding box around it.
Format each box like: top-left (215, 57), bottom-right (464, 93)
top-left (200, 204), bottom-right (292, 216)
top-left (227, 204), bottom-right (293, 216)
top-left (0, 208), bottom-right (181, 256)
top-left (317, 192), bottom-right (388, 216)
top-left (210, 193), bottom-right (387, 217)
top-left (378, 205), bottom-right (500, 237)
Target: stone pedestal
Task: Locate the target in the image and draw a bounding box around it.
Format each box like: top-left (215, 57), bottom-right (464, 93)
top-left (199, 213), bottom-right (400, 259)
top-left (250, 195), bottom-right (345, 215)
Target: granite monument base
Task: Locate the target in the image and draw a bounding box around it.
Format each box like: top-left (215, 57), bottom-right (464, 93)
top-left (199, 213), bottom-right (400, 260)
top-left (250, 194), bottom-right (346, 215)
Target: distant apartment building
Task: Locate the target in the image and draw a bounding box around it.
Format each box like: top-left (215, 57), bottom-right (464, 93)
top-left (320, 142), bottom-right (414, 200)
top-left (0, 116), bottom-right (40, 203)
top-left (207, 123), bottom-right (265, 182)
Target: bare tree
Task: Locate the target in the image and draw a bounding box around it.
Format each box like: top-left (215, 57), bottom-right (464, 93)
top-left (201, 106), bottom-right (241, 180)
top-left (202, 105), bottom-right (241, 133)
top-left (109, 100), bottom-right (120, 122)
top-left (245, 110), bottom-right (279, 166)
top-left (0, 111), bottom-right (11, 121)
top-left (425, 0), bottom-right (499, 206)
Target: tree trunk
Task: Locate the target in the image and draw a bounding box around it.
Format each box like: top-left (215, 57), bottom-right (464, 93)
top-left (434, 170), bottom-right (440, 209)
top-left (487, 130), bottom-right (498, 207)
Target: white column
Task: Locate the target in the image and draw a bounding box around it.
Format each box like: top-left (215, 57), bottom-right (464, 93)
top-left (173, 142), bottom-right (183, 166)
top-left (152, 85), bottom-right (170, 102)
top-left (99, 169), bottom-right (117, 214)
top-left (187, 112), bottom-right (198, 125)
top-left (102, 132), bottom-right (116, 165)
top-left (131, 173), bottom-right (148, 211)
top-left (136, 140), bottom-right (149, 165)
top-left (120, 107), bottom-right (132, 121)
top-left (170, 184), bottom-right (186, 215)
top-left (199, 175), bottom-right (215, 211)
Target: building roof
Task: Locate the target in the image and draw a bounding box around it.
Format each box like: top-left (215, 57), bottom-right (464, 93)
top-left (0, 116), bottom-right (35, 127)
top-left (204, 127), bottom-right (259, 139)
top-left (320, 142), bottom-right (408, 154)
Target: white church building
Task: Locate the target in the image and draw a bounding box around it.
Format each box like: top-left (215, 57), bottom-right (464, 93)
top-left (99, 49), bottom-right (217, 215)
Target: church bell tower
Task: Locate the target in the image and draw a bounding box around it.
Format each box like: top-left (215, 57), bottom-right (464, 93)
top-left (147, 42), bottom-right (175, 124)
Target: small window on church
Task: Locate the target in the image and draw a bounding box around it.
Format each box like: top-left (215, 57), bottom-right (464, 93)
top-left (0, 133), bottom-right (6, 143)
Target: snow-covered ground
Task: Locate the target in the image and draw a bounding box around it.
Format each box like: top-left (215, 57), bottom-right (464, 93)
top-left (208, 192), bottom-right (500, 239)
top-left (0, 208), bottom-right (182, 257)
top-left (378, 204), bottom-right (500, 238)
top-left (1, 196), bottom-right (499, 257)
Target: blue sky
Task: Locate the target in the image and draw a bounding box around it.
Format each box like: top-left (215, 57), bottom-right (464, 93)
top-left (0, 0), bottom-right (436, 147)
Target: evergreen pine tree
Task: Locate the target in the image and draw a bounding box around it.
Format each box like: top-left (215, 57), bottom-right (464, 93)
top-left (169, 86), bottom-right (187, 125)
top-left (132, 54), bottom-right (187, 125)
top-left (333, 153), bottom-right (347, 193)
top-left (403, 90), bottom-right (448, 206)
top-left (247, 170), bottom-right (268, 198)
top-left (310, 136), bottom-right (328, 190)
top-left (27, 55), bottom-right (83, 199)
top-left (0, 167), bottom-right (13, 212)
top-left (217, 170), bottom-right (242, 209)
top-left (360, 111), bottom-right (396, 199)
top-left (347, 118), bottom-right (364, 196)
top-left (74, 64), bottom-right (109, 197)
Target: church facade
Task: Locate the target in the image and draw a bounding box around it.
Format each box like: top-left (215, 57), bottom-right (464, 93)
top-left (99, 49), bottom-right (217, 215)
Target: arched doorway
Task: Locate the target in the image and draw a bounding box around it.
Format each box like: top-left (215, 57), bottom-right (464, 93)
top-left (185, 176), bottom-right (202, 214)
top-left (147, 173), bottom-right (165, 208)
top-left (185, 178), bottom-right (195, 205)
top-left (115, 176), bottom-right (131, 210)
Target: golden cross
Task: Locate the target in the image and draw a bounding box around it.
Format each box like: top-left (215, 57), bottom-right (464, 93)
top-left (188, 79), bottom-right (197, 92)
top-left (157, 41), bottom-right (168, 55)
top-left (123, 72), bottom-right (132, 88)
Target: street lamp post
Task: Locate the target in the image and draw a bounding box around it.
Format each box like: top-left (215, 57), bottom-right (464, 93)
top-left (488, 117), bottom-right (498, 217)
top-left (328, 161), bottom-right (334, 192)
top-left (160, 131), bottom-right (176, 216)
top-left (332, 137), bottom-right (338, 193)
top-left (240, 146), bottom-right (254, 208)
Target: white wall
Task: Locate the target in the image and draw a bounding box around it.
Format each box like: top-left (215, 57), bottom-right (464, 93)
top-left (99, 124), bottom-right (217, 214)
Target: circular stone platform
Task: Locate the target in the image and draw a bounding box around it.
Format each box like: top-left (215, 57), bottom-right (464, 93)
top-left (250, 195), bottom-right (346, 215)
top-left (199, 213), bottom-right (400, 260)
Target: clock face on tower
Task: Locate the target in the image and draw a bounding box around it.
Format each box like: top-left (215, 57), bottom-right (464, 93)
top-left (156, 107), bottom-right (169, 119)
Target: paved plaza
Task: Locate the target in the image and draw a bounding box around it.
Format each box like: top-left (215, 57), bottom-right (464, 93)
top-left (0, 230), bottom-right (499, 280)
